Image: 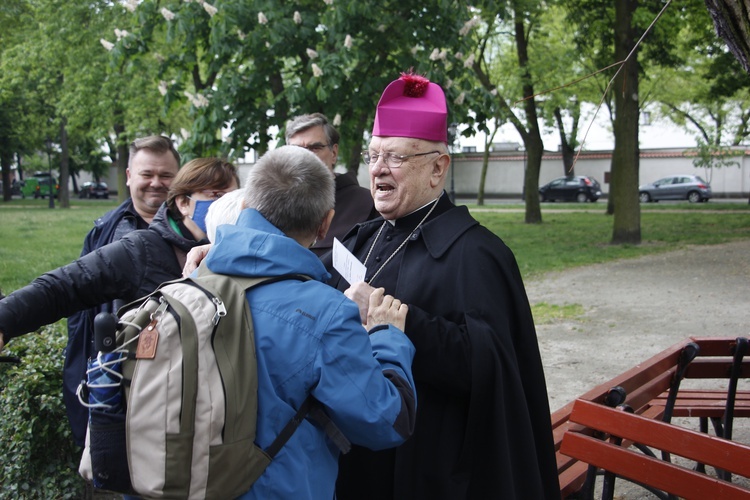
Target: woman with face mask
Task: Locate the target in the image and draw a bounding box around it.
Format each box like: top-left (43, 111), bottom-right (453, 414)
top-left (166, 158), bottom-right (240, 247)
top-left (0, 158), bottom-right (239, 444)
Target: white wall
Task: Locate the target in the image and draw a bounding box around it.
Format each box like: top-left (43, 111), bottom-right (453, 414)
top-left (432, 147), bottom-right (750, 198)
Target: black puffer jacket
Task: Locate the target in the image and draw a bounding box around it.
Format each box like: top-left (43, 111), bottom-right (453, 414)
top-left (0, 203), bottom-right (206, 341)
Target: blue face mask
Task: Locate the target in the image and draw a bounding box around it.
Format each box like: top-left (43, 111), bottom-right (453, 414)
top-left (190, 199), bottom-right (214, 233)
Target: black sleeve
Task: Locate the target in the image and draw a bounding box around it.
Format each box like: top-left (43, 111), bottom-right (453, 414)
top-left (0, 236), bottom-right (150, 341)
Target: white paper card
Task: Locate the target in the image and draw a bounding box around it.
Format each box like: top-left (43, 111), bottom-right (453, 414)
top-left (332, 237), bottom-right (366, 285)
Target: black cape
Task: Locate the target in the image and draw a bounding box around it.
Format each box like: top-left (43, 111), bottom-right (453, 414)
top-left (330, 193), bottom-right (559, 499)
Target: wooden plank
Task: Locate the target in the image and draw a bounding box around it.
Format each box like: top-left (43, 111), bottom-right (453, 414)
top-left (568, 400), bottom-right (750, 477)
top-left (561, 432), bottom-right (750, 499)
top-left (663, 389), bottom-right (750, 400)
top-left (684, 358), bottom-right (750, 379)
top-left (558, 460), bottom-right (590, 498)
top-left (690, 337), bottom-right (744, 357)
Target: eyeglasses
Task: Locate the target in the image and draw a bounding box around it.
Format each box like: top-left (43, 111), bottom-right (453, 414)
top-left (361, 150), bottom-right (440, 168)
top-left (294, 142), bottom-right (331, 153)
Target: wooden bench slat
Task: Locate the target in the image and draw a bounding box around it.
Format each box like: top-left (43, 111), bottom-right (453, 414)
top-left (688, 337), bottom-right (743, 357)
top-left (684, 358), bottom-right (750, 378)
top-left (659, 389), bottom-right (750, 400)
top-left (561, 432), bottom-right (750, 499)
top-left (568, 399), bottom-right (750, 477)
top-left (558, 460), bottom-right (590, 497)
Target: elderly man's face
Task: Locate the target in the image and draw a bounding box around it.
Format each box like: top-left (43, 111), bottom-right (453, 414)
top-left (288, 125), bottom-right (338, 171)
top-left (367, 136), bottom-right (447, 220)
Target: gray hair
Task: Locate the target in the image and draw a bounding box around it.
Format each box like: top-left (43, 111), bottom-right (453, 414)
top-left (284, 113), bottom-right (340, 146)
top-left (245, 146), bottom-right (335, 240)
top-left (205, 189), bottom-right (246, 242)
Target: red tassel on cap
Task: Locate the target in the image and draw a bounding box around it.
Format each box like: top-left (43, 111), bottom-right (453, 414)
top-left (400, 69), bottom-right (430, 97)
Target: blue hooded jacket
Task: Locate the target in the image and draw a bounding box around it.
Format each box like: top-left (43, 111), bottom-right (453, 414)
top-left (205, 209), bottom-right (417, 500)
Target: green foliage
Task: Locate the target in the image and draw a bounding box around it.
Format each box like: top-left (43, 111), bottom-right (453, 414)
top-left (688, 142), bottom-right (742, 183)
top-left (0, 325), bottom-right (84, 499)
top-left (114, 0), bottom-right (478, 166)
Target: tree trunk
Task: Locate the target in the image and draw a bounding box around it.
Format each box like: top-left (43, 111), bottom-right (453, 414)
top-left (1, 152), bottom-right (11, 202)
top-left (477, 123), bottom-right (500, 206)
top-left (478, 146), bottom-right (489, 206)
top-left (704, 0), bottom-right (750, 74)
top-left (610, 0), bottom-right (641, 245)
top-left (59, 117), bottom-right (70, 208)
top-left (513, 6), bottom-right (544, 224)
top-left (554, 107), bottom-right (577, 177)
top-left (113, 120), bottom-right (128, 203)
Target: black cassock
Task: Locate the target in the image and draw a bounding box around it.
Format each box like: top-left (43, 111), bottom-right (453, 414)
top-left (328, 192), bottom-right (560, 500)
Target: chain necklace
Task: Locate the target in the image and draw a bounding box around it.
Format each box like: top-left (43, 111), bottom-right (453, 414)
top-left (363, 197), bottom-right (440, 285)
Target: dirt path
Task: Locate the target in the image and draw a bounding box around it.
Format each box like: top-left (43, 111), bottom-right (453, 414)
top-left (525, 239), bottom-right (750, 413)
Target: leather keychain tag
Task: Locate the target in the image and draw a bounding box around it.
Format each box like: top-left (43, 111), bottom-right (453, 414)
top-left (136, 318), bottom-right (159, 359)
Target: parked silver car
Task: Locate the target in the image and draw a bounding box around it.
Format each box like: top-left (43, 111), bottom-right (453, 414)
top-left (638, 175), bottom-right (712, 203)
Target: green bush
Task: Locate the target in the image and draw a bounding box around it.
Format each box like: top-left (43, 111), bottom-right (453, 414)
top-left (0, 323), bottom-right (85, 499)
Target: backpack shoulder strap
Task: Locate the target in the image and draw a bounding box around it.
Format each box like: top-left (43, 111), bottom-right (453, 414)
top-left (195, 262), bottom-right (351, 455)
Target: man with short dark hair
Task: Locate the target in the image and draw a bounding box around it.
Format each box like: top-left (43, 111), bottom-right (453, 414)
top-left (64, 135), bottom-right (180, 446)
top-left (285, 113), bottom-right (378, 257)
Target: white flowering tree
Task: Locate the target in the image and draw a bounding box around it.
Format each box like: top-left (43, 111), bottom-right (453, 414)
top-left (0, 0), bottom-right (190, 205)
top-left (110, 0), bottom-right (484, 172)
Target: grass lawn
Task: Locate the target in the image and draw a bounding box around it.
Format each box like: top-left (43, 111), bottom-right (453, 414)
top-left (0, 198), bottom-right (119, 292)
top-left (2, 197), bottom-right (750, 294)
top-left (472, 203), bottom-right (750, 279)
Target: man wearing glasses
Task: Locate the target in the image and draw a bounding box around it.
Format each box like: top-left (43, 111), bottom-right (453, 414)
top-left (285, 113), bottom-right (378, 257)
top-left (330, 72), bottom-right (559, 499)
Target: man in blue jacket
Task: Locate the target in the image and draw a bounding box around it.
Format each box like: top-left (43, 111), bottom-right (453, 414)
top-left (204, 146), bottom-right (417, 499)
top-left (65, 135), bottom-right (180, 446)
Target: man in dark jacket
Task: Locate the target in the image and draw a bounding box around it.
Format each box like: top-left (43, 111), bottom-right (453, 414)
top-left (65, 135), bottom-right (180, 446)
top-left (285, 113), bottom-right (378, 257)
top-left (329, 72), bottom-right (560, 499)
top-left (0, 158), bottom-right (239, 351)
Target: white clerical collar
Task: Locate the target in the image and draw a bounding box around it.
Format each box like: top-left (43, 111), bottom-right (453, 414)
top-left (387, 197), bottom-right (440, 226)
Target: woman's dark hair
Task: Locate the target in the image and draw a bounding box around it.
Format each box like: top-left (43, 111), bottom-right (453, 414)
top-left (166, 158), bottom-right (240, 220)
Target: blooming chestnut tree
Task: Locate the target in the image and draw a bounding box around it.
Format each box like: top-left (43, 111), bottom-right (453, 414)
top-left (112, 0), bottom-right (483, 170)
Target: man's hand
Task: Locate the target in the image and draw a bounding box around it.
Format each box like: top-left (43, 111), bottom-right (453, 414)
top-left (366, 288), bottom-right (408, 332)
top-left (344, 281), bottom-right (376, 324)
top-left (183, 244), bottom-right (212, 277)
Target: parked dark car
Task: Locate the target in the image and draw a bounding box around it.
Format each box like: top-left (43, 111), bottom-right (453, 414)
top-left (638, 175), bottom-right (711, 203)
top-left (539, 175), bottom-right (602, 203)
top-left (79, 181), bottom-right (109, 199)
